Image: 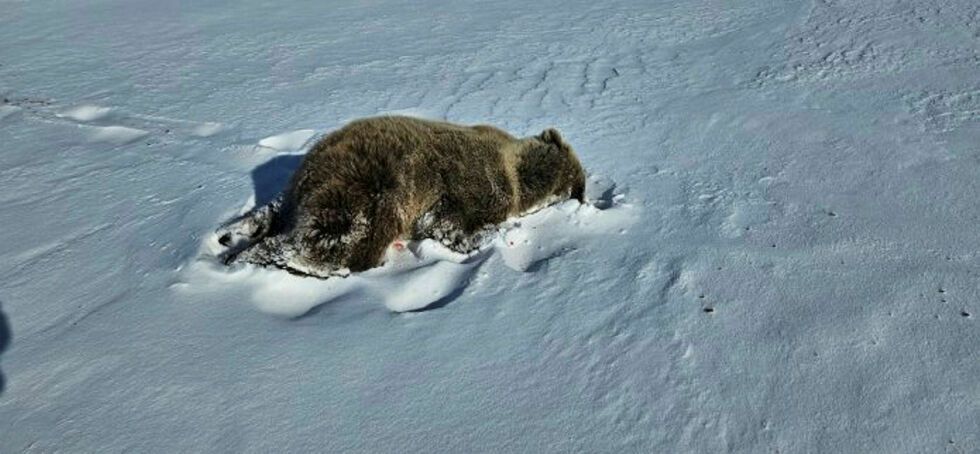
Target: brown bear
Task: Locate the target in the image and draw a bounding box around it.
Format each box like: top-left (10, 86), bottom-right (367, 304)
top-left (217, 116), bottom-right (586, 277)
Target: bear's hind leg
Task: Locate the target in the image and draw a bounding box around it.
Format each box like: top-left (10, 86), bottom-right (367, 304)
top-left (339, 201), bottom-right (405, 272)
top-left (412, 203), bottom-right (490, 254)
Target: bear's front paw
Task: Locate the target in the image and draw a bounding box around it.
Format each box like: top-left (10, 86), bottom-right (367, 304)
top-left (214, 225), bottom-right (253, 251)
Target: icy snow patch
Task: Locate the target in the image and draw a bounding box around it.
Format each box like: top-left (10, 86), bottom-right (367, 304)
top-left (179, 176), bottom-right (635, 316)
top-left (56, 105), bottom-right (113, 122)
top-left (258, 129), bottom-right (317, 151)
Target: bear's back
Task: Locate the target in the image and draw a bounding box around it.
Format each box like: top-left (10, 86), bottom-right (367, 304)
top-left (311, 116), bottom-right (514, 157)
top-left (286, 115), bottom-right (521, 231)
top-left (297, 115), bottom-right (519, 203)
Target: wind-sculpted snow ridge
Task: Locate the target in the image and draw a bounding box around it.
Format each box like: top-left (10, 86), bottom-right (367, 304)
top-left (178, 174), bottom-right (636, 316)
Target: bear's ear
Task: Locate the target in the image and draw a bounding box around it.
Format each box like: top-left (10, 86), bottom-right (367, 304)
top-left (539, 128), bottom-right (567, 148)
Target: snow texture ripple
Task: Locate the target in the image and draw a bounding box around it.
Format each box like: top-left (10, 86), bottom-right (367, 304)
top-left (2, 0), bottom-right (980, 452)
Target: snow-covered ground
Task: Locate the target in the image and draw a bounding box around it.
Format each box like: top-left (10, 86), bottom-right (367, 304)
top-left (3, 0), bottom-right (980, 452)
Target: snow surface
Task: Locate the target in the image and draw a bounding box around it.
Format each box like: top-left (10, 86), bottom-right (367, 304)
top-left (257, 129), bottom-right (318, 151)
top-left (3, 0), bottom-right (980, 452)
top-left (56, 105), bottom-right (114, 122)
top-left (187, 180), bottom-right (635, 316)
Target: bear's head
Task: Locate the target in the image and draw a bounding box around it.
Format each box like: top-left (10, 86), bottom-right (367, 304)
top-left (515, 128), bottom-right (587, 211)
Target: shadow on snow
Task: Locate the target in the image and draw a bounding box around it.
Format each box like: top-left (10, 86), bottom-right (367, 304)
top-left (250, 154), bottom-right (304, 207)
top-left (0, 301), bottom-right (11, 396)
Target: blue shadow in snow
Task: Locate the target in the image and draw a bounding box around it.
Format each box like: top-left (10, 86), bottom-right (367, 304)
top-left (251, 154), bottom-right (304, 207)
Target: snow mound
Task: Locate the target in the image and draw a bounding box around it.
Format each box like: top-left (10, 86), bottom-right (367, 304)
top-left (721, 199), bottom-right (776, 238)
top-left (56, 105), bottom-right (113, 122)
top-left (0, 105), bottom-right (21, 120)
top-left (86, 125), bottom-right (148, 144)
top-left (190, 122), bottom-right (226, 137)
top-left (258, 129), bottom-right (317, 151)
top-left (498, 199), bottom-right (632, 272)
top-left (178, 175), bottom-right (635, 316)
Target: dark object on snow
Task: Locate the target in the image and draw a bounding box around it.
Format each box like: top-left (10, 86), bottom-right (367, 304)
top-left (0, 301), bottom-right (10, 396)
top-left (218, 116), bottom-right (586, 277)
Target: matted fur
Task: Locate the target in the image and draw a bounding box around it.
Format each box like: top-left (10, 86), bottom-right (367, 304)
top-left (218, 116), bottom-right (586, 277)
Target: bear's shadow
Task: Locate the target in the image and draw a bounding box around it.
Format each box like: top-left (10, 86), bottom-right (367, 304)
top-left (251, 154), bottom-right (304, 207)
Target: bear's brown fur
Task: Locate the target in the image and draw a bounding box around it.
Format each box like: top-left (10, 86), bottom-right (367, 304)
top-left (218, 116), bottom-right (586, 277)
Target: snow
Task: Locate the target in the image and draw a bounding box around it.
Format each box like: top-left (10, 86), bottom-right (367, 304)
top-left (56, 105), bottom-right (114, 122)
top-left (185, 186), bottom-right (635, 316)
top-left (85, 125), bottom-right (149, 145)
top-left (3, 0), bottom-right (980, 452)
top-left (257, 129), bottom-right (318, 151)
top-left (0, 105), bottom-right (22, 121)
top-left (190, 122), bottom-right (227, 138)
